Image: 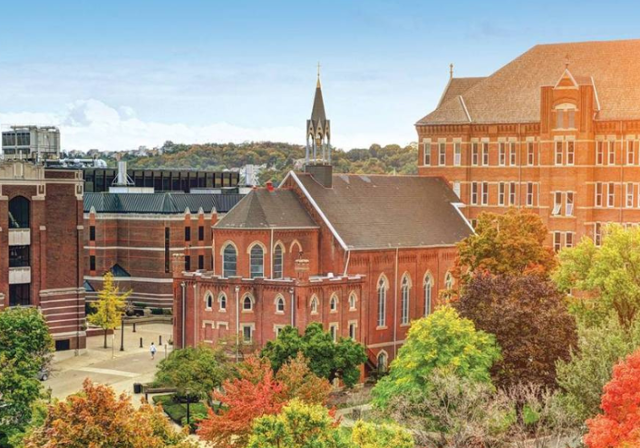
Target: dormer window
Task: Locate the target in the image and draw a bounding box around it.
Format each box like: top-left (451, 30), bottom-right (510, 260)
top-left (555, 103), bottom-right (577, 129)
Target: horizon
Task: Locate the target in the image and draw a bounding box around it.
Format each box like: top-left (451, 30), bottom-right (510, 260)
top-left (2, 0), bottom-right (640, 152)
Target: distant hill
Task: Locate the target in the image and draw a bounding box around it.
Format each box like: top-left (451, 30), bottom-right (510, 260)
top-left (90, 141), bottom-right (418, 185)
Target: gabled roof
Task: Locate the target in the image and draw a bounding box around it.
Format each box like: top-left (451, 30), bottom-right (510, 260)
top-left (289, 172), bottom-right (472, 250)
top-left (84, 192), bottom-right (243, 214)
top-left (215, 189), bottom-right (318, 229)
top-left (437, 77), bottom-right (485, 107)
top-left (417, 39), bottom-right (640, 125)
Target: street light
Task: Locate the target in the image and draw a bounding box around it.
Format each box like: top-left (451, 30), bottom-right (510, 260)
top-left (120, 315), bottom-right (125, 352)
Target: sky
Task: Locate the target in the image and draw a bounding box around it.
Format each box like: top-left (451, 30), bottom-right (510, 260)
top-left (1, 0), bottom-right (639, 152)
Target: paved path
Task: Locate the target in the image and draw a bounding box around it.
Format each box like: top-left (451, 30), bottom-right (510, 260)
top-left (46, 322), bottom-right (174, 403)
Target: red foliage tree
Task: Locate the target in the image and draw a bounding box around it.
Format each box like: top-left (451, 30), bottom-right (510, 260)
top-left (585, 349), bottom-right (640, 448)
top-left (276, 352), bottom-right (332, 406)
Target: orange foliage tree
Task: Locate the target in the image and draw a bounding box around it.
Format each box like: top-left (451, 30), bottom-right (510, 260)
top-left (24, 379), bottom-right (195, 448)
top-left (276, 352), bottom-right (332, 405)
top-left (585, 349), bottom-right (640, 448)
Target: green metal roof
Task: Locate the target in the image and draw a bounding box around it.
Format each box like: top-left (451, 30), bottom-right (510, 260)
top-left (84, 192), bottom-right (244, 214)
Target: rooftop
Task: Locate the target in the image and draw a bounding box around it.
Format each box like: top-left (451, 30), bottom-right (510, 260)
top-left (84, 192), bottom-right (243, 214)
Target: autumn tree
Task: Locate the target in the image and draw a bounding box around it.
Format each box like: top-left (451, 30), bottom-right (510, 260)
top-left (585, 349), bottom-right (640, 448)
top-left (88, 271), bottom-right (131, 348)
top-left (454, 209), bottom-right (556, 290)
top-left (23, 379), bottom-right (195, 448)
top-left (554, 223), bottom-right (640, 328)
top-left (372, 307), bottom-right (501, 408)
top-left (261, 323), bottom-right (367, 388)
top-left (275, 352), bottom-right (332, 406)
top-left (455, 273), bottom-right (577, 389)
top-left (351, 421), bottom-right (414, 448)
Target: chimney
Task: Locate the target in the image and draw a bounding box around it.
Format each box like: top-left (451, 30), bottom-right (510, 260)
top-left (294, 259), bottom-right (310, 282)
top-left (304, 163), bottom-right (333, 188)
top-left (266, 180), bottom-right (274, 192)
top-left (172, 253), bottom-right (186, 276)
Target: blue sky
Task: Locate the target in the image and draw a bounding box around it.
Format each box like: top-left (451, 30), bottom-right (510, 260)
top-left (1, 0), bottom-right (638, 151)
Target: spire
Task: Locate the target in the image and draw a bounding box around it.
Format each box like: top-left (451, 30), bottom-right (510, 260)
top-left (317, 61), bottom-right (321, 88)
top-left (311, 69), bottom-right (326, 122)
top-left (305, 65), bottom-right (331, 172)
top-left (450, 63), bottom-right (454, 79)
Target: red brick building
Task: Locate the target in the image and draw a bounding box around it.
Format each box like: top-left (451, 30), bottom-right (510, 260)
top-left (173, 77), bottom-right (471, 371)
top-left (416, 39), bottom-right (640, 250)
top-left (0, 161), bottom-right (85, 351)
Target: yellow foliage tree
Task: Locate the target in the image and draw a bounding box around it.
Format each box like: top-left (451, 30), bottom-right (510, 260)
top-left (88, 272), bottom-right (131, 348)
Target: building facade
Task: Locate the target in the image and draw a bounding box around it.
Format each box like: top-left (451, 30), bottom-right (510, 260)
top-left (416, 39), bottom-right (640, 250)
top-left (0, 161), bottom-right (86, 351)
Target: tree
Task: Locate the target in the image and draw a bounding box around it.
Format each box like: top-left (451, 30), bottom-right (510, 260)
top-left (554, 224), bottom-right (640, 328)
top-left (154, 343), bottom-right (234, 401)
top-left (585, 349), bottom-right (640, 448)
top-left (556, 314), bottom-right (640, 421)
top-left (88, 272), bottom-right (130, 348)
top-left (246, 399), bottom-right (350, 448)
top-left (454, 210), bottom-right (556, 290)
top-left (0, 307), bottom-right (53, 445)
top-left (261, 323), bottom-right (367, 388)
top-left (275, 352), bottom-right (332, 406)
top-left (23, 379), bottom-right (195, 448)
top-left (455, 274), bottom-right (577, 389)
top-left (372, 307), bottom-right (501, 408)
top-left (351, 421), bottom-right (414, 448)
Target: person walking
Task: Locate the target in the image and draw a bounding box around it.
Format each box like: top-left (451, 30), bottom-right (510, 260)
top-left (150, 342), bottom-right (157, 360)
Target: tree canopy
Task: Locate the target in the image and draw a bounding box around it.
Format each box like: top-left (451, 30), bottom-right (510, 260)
top-left (88, 272), bottom-right (130, 348)
top-left (455, 274), bottom-right (577, 389)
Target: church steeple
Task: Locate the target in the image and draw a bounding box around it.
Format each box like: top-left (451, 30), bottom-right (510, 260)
top-left (306, 64), bottom-right (331, 166)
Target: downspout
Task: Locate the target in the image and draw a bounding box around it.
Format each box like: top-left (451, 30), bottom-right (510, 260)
top-left (289, 287), bottom-right (295, 327)
top-left (193, 283), bottom-right (197, 345)
top-left (181, 282), bottom-right (186, 348)
top-left (235, 285), bottom-right (240, 362)
top-left (270, 228), bottom-right (274, 278)
top-left (393, 247), bottom-right (399, 359)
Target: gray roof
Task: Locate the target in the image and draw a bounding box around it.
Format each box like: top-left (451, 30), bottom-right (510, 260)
top-left (84, 192), bottom-right (243, 214)
top-left (294, 173), bottom-right (472, 250)
top-left (215, 189), bottom-right (318, 229)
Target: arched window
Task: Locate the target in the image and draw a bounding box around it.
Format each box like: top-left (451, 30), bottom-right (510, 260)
top-left (377, 351), bottom-right (388, 373)
top-left (243, 295), bottom-right (254, 311)
top-left (377, 276), bottom-right (387, 327)
top-left (218, 293), bottom-right (227, 311)
top-left (273, 244), bottom-right (283, 279)
top-left (444, 272), bottom-right (454, 290)
top-left (424, 274), bottom-right (433, 317)
top-left (223, 244), bottom-right (237, 277)
top-left (310, 295), bottom-right (319, 314)
top-left (250, 244), bottom-right (264, 278)
top-left (330, 295), bottom-right (338, 312)
top-left (348, 292), bottom-right (357, 310)
top-left (9, 196), bottom-right (29, 229)
top-left (401, 275), bottom-right (411, 325)
top-left (275, 295), bottom-right (285, 313)
top-left (205, 292), bottom-right (213, 310)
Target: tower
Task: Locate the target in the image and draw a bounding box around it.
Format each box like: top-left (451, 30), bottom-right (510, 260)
top-left (305, 64), bottom-right (331, 165)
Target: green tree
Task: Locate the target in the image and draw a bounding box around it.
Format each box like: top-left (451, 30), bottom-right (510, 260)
top-left (372, 307), bottom-right (501, 408)
top-left (88, 272), bottom-right (130, 348)
top-left (154, 343), bottom-right (234, 401)
top-left (553, 224), bottom-right (640, 328)
top-left (351, 421), bottom-right (414, 448)
top-left (246, 399), bottom-right (350, 448)
top-left (261, 323), bottom-right (367, 388)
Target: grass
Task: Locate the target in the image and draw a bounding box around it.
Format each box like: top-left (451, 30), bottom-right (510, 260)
top-left (153, 394), bottom-right (209, 425)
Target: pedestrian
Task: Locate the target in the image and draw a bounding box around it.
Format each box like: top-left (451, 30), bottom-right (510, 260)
top-left (150, 342), bottom-right (157, 360)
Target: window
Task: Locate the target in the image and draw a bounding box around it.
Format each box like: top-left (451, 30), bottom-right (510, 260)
top-left (482, 142), bottom-right (489, 165)
top-left (349, 293), bottom-right (357, 310)
top-left (472, 142), bottom-right (479, 166)
top-left (608, 141), bottom-right (616, 165)
top-left (377, 351), bottom-right (388, 373)
top-left (90, 255), bottom-right (96, 271)
top-left (471, 182), bottom-right (479, 205)
top-left (242, 325), bottom-right (253, 343)
top-left (198, 226), bottom-right (204, 241)
top-left (454, 142), bottom-right (461, 166)
top-left (219, 293), bottom-right (227, 311)
top-left (401, 275), bottom-right (410, 325)
top-left (444, 272), bottom-right (454, 290)
top-left (9, 245), bottom-right (30, 268)
top-left (555, 141), bottom-right (563, 165)
top-left (276, 296), bottom-right (285, 313)
top-left (552, 192), bottom-right (562, 216)
top-left (568, 110), bottom-right (576, 128)
top-left (526, 183), bottom-right (535, 206)
top-left (438, 142), bottom-right (446, 166)
top-left (556, 109), bottom-right (564, 129)
top-left (554, 232), bottom-right (562, 252)
top-left (205, 293), bottom-right (213, 310)
top-left (481, 182), bottom-right (489, 205)
top-left (509, 183), bottom-right (517, 206)
top-left (424, 274), bottom-right (433, 316)
top-left (595, 183), bottom-right (603, 207)
top-left (596, 141), bottom-right (604, 165)
top-left (249, 245), bottom-right (264, 278)
top-left (498, 183), bottom-right (505, 206)
top-left (377, 276), bottom-right (387, 328)
top-left (452, 181), bottom-right (461, 198)
top-left (607, 183), bottom-right (615, 208)
top-left (243, 295), bottom-right (253, 311)
top-left (330, 295), bottom-right (338, 312)
top-left (566, 232), bottom-right (574, 248)
top-left (594, 223), bottom-right (602, 247)
top-left (627, 183), bottom-right (635, 208)
top-left (423, 141), bottom-right (431, 166)
top-left (567, 141), bottom-right (575, 165)
top-left (184, 226), bottom-right (191, 242)
top-left (329, 324), bottom-right (338, 342)
top-left (184, 255), bottom-right (191, 271)
top-left (8, 196), bottom-right (29, 229)
top-left (273, 245), bottom-right (283, 279)
top-left (197, 255), bottom-right (204, 270)
top-left (164, 227), bottom-right (170, 273)
top-left (628, 141), bottom-right (636, 165)
top-left (348, 322), bottom-right (357, 340)
top-left (509, 142), bottom-right (517, 166)
top-left (9, 284), bottom-right (30, 307)
top-left (566, 192), bottom-right (574, 216)
top-left (89, 226), bottom-right (96, 241)
top-left (310, 296), bottom-right (319, 314)
top-left (499, 142), bottom-right (506, 166)
top-left (527, 142), bottom-right (535, 166)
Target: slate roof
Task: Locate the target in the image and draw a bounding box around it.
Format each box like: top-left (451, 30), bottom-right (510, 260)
top-left (418, 39), bottom-right (640, 125)
top-left (84, 192), bottom-right (243, 214)
top-left (437, 77), bottom-right (485, 107)
top-left (215, 189), bottom-right (318, 229)
top-left (293, 172), bottom-right (472, 250)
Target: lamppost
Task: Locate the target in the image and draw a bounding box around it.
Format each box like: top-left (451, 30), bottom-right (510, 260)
top-left (120, 315), bottom-right (125, 351)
